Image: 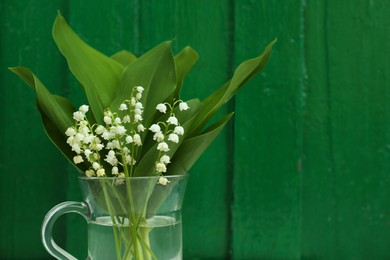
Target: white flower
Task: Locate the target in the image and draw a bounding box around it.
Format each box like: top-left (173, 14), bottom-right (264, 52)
top-left (111, 140), bottom-right (121, 149)
top-left (96, 168), bottom-right (106, 177)
top-left (123, 115), bottom-right (131, 123)
top-left (125, 154), bottom-right (135, 165)
top-left (179, 102), bottom-right (189, 111)
top-left (149, 124), bottom-right (161, 133)
top-left (104, 110), bottom-right (112, 117)
top-left (75, 133), bottom-right (84, 142)
top-left (67, 136), bottom-right (74, 145)
top-left (125, 135), bottom-right (133, 144)
top-left (134, 108), bottom-right (142, 115)
top-left (79, 126), bottom-right (90, 135)
top-left (123, 147), bottom-right (130, 154)
top-left (133, 134), bottom-right (142, 146)
top-left (85, 169), bottom-right (95, 177)
top-left (83, 134), bottom-right (93, 144)
top-left (119, 103), bottom-right (128, 111)
top-left (92, 143), bottom-right (104, 151)
top-left (136, 93), bottom-right (142, 100)
top-left (153, 132), bottom-right (165, 142)
top-left (92, 162), bottom-right (100, 170)
top-left (168, 133), bottom-right (179, 143)
top-left (166, 116), bottom-right (178, 125)
top-left (112, 166), bottom-right (119, 175)
top-left (79, 105), bottom-right (89, 113)
top-left (157, 142), bottom-right (170, 152)
top-left (160, 155), bottom-right (171, 164)
top-left (104, 116), bottom-right (112, 125)
top-left (73, 155), bottom-right (83, 164)
top-left (65, 127), bottom-right (76, 137)
top-left (84, 149), bottom-right (93, 158)
top-left (115, 126), bottom-right (126, 136)
top-left (135, 102), bottom-right (143, 109)
top-left (156, 103), bottom-right (167, 113)
top-left (136, 86), bottom-right (144, 93)
top-left (114, 117), bottom-right (122, 124)
top-left (71, 143), bottom-right (81, 154)
top-left (95, 125), bottom-right (106, 135)
top-left (157, 176), bottom-right (170, 185)
top-left (134, 114), bottom-right (142, 122)
top-left (102, 131), bottom-right (114, 140)
top-left (105, 150), bottom-right (118, 166)
top-left (156, 162), bottom-right (167, 173)
top-left (174, 126), bottom-right (184, 135)
top-left (73, 111), bottom-right (85, 121)
top-left (137, 124), bottom-right (145, 132)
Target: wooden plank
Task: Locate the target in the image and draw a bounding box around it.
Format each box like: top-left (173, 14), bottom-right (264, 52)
top-left (232, 1), bottom-right (304, 258)
top-left (317, 0), bottom-right (390, 258)
top-left (300, 1), bottom-right (339, 258)
top-left (0, 0), bottom-right (69, 258)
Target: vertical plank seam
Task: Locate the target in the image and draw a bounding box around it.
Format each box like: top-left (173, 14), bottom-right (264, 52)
top-left (323, 0), bottom-right (340, 255)
top-left (299, 0), bottom-right (308, 258)
top-left (227, 0), bottom-right (236, 259)
top-left (133, 0), bottom-right (140, 55)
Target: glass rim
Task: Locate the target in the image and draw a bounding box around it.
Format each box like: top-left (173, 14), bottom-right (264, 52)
top-left (78, 174), bottom-right (189, 181)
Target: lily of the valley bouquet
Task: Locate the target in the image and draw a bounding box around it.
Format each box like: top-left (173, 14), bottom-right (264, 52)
top-left (11, 12), bottom-right (274, 260)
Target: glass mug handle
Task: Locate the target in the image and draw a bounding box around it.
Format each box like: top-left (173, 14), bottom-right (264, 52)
top-left (41, 201), bottom-right (90, 260)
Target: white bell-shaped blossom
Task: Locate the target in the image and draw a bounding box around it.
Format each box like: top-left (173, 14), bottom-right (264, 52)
top-left (168, 133), bottom-right (179, 143)
top-left (174, 126), bottom-right (184, 135)
top-left (167, 116), bottom-right (178, 125)
top-left (157, 176), bottom-right (170, 185)
top-left (160, 155), bottom-right (171, 164)
top-left (149, 124), bottom-right (161, 133)
top-left (156, 162), bottom-right (167, 173)
top-left (119, 103), bottom-right (128, 111)
top-left (157, 142), bottom-right (170, 152)
top-left (179, 102), bottom-right (190, 111)
top-left (156, 103), bottom-right (167, 113)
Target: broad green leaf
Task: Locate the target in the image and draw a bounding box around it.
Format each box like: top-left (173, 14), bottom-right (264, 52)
top-left (168, 112), bottom-right (234, 174)
top-left (9, 67), bottom-right (74, 133)
top-left (9, 67), bottom-right (84, 170)
top-left (189, 39), bottom-right (276, 136)
top-left (111, 50), bottom-right (137, 66)
top-left (172, 46), bottom-right (198, 99)
top-left (52, 12), bottom-right (124, 124)
top-left (110, 41), bottom-right (177, 127)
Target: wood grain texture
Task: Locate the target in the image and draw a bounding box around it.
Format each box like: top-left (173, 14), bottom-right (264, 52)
top-left (0, 0), bottom-right (69, 258)
top-left (233, 0), bottom-right (304, 258)
top-left (303, 0), bottom-right (390, 259)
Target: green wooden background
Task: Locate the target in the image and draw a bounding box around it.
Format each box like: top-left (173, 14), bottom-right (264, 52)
top-left (1, 0), bottom-right (390, 259)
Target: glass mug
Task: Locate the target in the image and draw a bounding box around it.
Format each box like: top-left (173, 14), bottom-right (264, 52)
top-left (42, 175), bottom-right (188, 260)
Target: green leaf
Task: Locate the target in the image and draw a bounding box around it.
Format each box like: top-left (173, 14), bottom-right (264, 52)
top-left (110, 41), bottom-right (177, 127)
top-left (168, 112), bottom-right (234, 174)
top-left (9, 67), bottom-right (85, 170)
top-left (52, 12), bottom-right (124, 124)
top-left (189, 39), bottom-right (276, 136)
top-left (111, 50), bottom-right (137, 66)
top-left (172, 46), bottom-right (198, 99)
top-left (9, 67), bottom-right (75, 133)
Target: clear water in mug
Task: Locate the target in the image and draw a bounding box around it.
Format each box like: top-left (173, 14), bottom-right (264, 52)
top-left (87, 216), bottom-right (182, 260)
